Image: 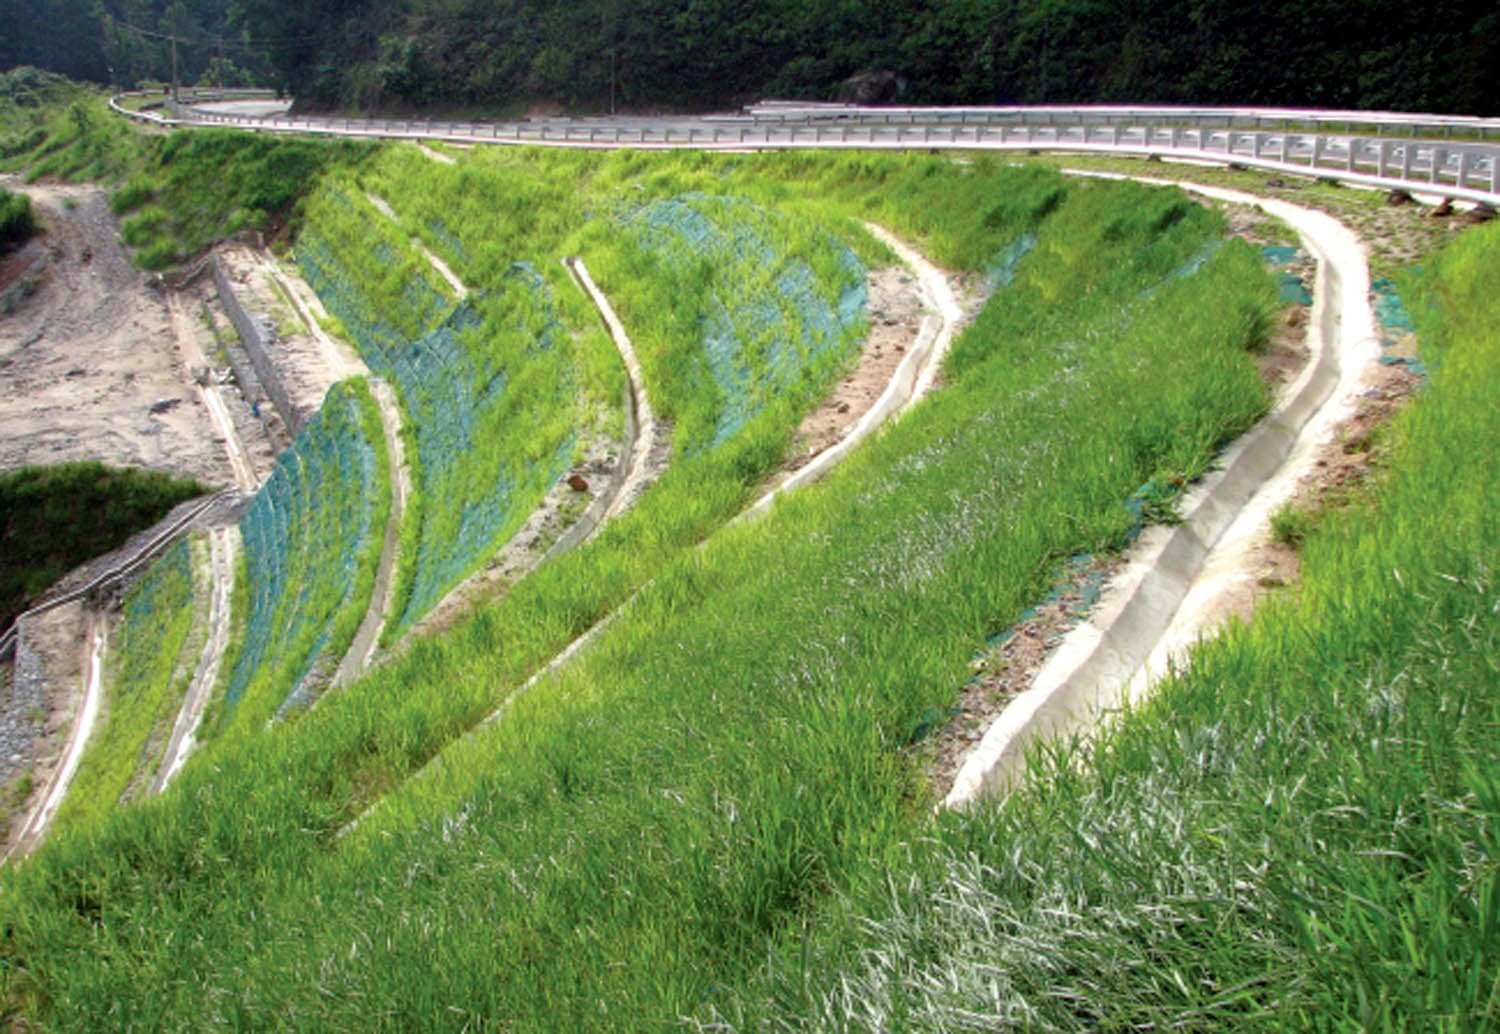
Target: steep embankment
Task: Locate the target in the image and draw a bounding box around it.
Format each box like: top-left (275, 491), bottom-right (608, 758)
top-left (0, 163), bottom-right (1286, 1029)
top-left (726, 217), bottom-right (1500, 1034)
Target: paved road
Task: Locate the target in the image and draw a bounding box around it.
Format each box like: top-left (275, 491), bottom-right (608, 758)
top-left (136, 94), bottom-right (1500, 207)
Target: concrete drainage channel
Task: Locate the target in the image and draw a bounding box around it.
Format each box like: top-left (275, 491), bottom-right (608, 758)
top-left (945, 180), bottom-right (1381, 807)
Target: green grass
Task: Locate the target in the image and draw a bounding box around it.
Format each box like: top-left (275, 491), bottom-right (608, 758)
top-left (0, 94), bottom-right (147, 185)
top-left (49, 537), bottom-right (206, 832)
top-left (295, 145), bottom-right (870, 639)
top-left (0, 162), bottom-right (1277, 1029)
top-left (716, 221), bottom-right (1500, 1032)
top-left (294, 164), bottom-right (594, 636)
top-left (0, 186), bottom-right (35, 252)
top-left (0, 462), bottom-right (207, 630)
top-left (111, 129), bottom-right (374, 269)
top-left (210, 377), bottom-right (391, 736)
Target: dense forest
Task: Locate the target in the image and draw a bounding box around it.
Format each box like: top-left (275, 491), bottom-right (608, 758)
top-left (0, 0), bottom-right (261, 90)
top-left (3, 0), bottom-right (1497, 115)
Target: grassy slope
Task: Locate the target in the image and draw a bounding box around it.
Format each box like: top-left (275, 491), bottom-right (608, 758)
top-left (295, 158), bottom-right (593, 637)
top-left (113, 130), bottom-right (374, 268)
top-left (0, 167), bottom-right (1275, 1029)
top-left (209, 377), bottom-right (391, 736)
top-left (49, 537), bottom-right (205, 832)
top-left (722, 222), bottom-right (1500, 1031)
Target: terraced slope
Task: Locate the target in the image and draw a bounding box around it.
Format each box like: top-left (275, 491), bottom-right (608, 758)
top-left (726, 218), bottom-right (1500, 1034)
top-left (615, 193), bottom-right (866, 449)
top-left (216, 378), bottom-right (390, 731)
top-left (297, 171), bottom-right (596, 636)
top-left (48, 537), bottom-right (204, 832)
top-left (0, 162), bottom-right (1287, 1030)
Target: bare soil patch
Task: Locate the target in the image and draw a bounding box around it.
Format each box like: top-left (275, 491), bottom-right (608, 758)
top-left (0, 182), bottom-right (233, 486)
top-left (0, 600), bottom-right (85, 855)
top-left (778, 267), bottom-right (926, 477)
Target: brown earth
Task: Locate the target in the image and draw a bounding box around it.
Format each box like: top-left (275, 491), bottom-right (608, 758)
top-left (0, 181), bottom-right (234, 485)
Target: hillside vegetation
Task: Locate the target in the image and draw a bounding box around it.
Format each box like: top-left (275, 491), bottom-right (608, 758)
top-left (0, 158), bottom-right (1283, 1028)
top-left (720, 220), bottom-right (1500, 1031)
top-left (236, 0), bottom-right (1498, 116)
top-left (50, 537), bottom-right (205, 832)
top-left (215, 377), bottom-right (390, 733)
top-left (3, 1), bottom-right (1497, 116)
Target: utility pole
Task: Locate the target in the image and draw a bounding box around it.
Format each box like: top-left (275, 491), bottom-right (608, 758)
top-left (171, 31), bottom-right (179, 102)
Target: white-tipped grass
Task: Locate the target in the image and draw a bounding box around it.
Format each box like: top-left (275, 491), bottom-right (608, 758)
top-left (717, 222), bottom-right (1500, 1032)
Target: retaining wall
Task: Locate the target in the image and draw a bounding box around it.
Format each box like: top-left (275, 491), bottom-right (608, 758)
top-left (212, 257), bottom-right (310, 436)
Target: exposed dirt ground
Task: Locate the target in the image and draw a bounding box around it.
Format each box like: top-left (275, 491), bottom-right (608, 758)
top-left (0, 181), bottom-right (233, 484)
top-left (0, 601), bottom-right (86, 857)
top-left (781, 267), bottom-right (927, 473)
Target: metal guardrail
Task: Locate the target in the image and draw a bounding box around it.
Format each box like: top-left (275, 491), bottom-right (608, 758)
top-left (0, 490), bottom-right (231, 661)
top-left (744, 101), bottom-right (1500, 138)
top-left (109, 93), bottom-right (1500, 207)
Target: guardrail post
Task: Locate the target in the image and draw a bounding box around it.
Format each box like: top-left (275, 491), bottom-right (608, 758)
top-left (1430, 146), bottom-right (1444, 183)
top-left (1346, 137), bottom-right (1356, 171)
top-left (1310, 135), bottom-right (1322, 169)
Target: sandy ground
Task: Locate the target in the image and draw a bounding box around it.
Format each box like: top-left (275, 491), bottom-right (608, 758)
top-left (0, 182), bottom-right (234, 485)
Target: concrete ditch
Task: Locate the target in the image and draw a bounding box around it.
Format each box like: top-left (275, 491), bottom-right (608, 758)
top-left (945, 180), bottom-right (1381, 808)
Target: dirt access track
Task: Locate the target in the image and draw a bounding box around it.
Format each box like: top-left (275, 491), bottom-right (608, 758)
top-left (0, 180), bottom-right (233, 485)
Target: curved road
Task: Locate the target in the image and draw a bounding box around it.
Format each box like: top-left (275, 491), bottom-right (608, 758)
top-left (123, 94), bottom-right (1500, 207)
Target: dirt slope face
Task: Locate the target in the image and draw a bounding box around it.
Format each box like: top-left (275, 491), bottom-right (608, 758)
top-left (0, 182), bottom-right (230, 486)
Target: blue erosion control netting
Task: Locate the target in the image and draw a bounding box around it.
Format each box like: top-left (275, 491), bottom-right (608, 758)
top-left (1262, 244), bottom-right (1314, 305)
top-left (1371, 276), bottom-right (1427, 379)
top-left (114, 537), bottom-right (194, 682)
top-left (983, 233), bottom-right (1037, 289)
top-left (228, 382), bottom-right (380, 714)
top-left (622, 194), bottom-right (867, 449)
top-left (120, 537), bottom-right (192, 633)
top-left (1145, 239), bottom-right (1224, 296)
top-left (298, 215), bottom-right (574, 633)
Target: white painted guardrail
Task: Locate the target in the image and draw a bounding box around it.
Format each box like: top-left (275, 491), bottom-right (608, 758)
top-left (109, 92), bottom-right (1500, 209)
top-left (745, 101), bottom-right (1500, 138)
